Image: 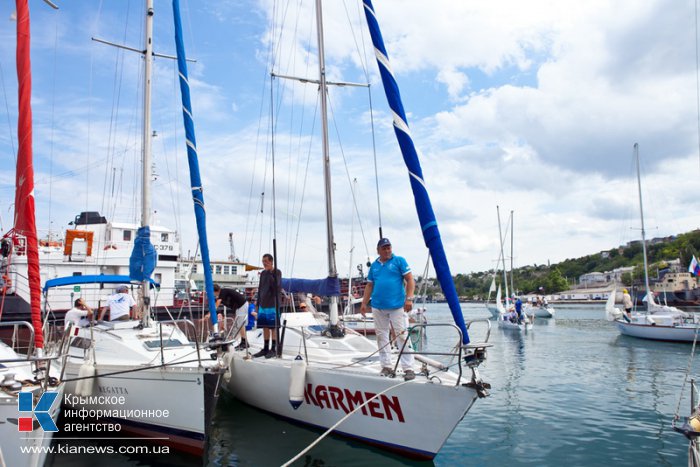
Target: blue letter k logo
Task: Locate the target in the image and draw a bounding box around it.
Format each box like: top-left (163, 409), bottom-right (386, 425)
top-left (18, 391), bottom-right (59, 432)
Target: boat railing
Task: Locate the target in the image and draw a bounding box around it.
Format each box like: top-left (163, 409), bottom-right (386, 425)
top-left (0, 320), bottom-right (71, 392)
top-left (394, 320), bottom-right (492, 386)
top-left (0, 320), bottom-right (35, 356)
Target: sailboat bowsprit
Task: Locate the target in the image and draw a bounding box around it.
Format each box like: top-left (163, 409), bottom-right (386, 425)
top-left (223, 0), bottom-right (491, 460)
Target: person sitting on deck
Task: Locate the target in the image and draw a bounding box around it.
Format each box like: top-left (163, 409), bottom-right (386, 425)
top-left (64, 298), bottom-right (93, 329)
top-left (99, 285), bottom-right (136, 321)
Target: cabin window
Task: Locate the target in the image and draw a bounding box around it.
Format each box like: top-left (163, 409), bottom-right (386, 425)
top-left (123, 230), bottom-right (132, 241)
top-left (231, 266), bottom-right (237, 275)
top-left (192, 265), bottom-right (198, 273)
top-left (214, 265), bottom-right (221, 274)
top-left (154, 273), bottom-right (162, 284)
top-left (72, 272), bottom-right (82, 276)
top-left (223, 266), bottom-right (230, 275)
top-left (210, 265), bottom-right (214, 273)
top-left (161, 233), bottom-right (168, 242)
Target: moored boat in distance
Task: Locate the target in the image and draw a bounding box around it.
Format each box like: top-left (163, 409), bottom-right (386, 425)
top-left (612, 144), bottom-right (700, 343)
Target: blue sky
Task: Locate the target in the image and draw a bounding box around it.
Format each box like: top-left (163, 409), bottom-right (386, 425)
top-left (0, 0), bottom-right (698, 279)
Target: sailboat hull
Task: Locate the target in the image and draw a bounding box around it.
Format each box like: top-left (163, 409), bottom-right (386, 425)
top-left (62, 361), bottom-right (221, 455)
top-left (525, 305), bottom-right (555, 318)
top-left (497, 315), bottom-right (532, 331)
top-left (615, 320), bottom-right (700, 342)
top-left (60, 321), bottom-right (224, 455)
top-left (222, 312), bottom-right (482, 460)
top-left (225, 354), bottom-right (477, 460)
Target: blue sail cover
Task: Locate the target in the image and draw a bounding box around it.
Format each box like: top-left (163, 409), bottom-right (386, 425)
top-left (281, 277), bottom-right (340, 296)
top-left (362, 0), bottom-right (469, 344)
top-left (43, 275), bottom-right (158, 293)
top-left (129, 226), bottom-right (157, 283)
top-left (172, 0), bottom-right (217, 325)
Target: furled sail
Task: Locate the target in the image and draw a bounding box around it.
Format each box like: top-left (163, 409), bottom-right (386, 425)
top-left (13, 0), bottom-right (43, 349)
top-left (172, 0), bottom-right (217, 326)
top-left (362, 0), bottom-right (470, 344)
top-left (129, 226), bottom-right (157, 282)
top-left (281, 277), bottom-right (340, 296)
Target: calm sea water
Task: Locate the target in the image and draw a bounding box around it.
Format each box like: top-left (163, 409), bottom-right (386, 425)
top-left (48, 303), bottom-right (700, 466)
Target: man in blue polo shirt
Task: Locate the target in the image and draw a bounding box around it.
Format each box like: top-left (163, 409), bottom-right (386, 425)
top-left (360, 237), bottom-right (416, 381)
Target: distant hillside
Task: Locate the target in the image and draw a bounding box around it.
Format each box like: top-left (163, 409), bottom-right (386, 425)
top-left (433, 229), bottom-right (700, 300)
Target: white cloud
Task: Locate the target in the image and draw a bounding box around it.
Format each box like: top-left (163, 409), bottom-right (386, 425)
top-left (1, 0), bottom-right (698, 279)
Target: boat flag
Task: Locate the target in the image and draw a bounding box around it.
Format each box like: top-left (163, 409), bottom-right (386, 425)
top-left (689, 256), bottom-right (700, 276)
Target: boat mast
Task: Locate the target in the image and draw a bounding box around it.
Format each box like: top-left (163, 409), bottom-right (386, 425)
top-left (315, 0), bottom-right (340, 327)
top-left (510, 210), bottom-right (515, 297)
top-left (346, 179), bottom-right (357, 316)
top-left (497, 206), bottom-right (509, 304)
top-left (634, 143), bottom-right (653, 304)
top-left (141, 0), bottom-right (154, 325)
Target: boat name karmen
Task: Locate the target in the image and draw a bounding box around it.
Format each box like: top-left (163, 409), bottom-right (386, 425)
top-left (304, 384), bottom-right (405, 422)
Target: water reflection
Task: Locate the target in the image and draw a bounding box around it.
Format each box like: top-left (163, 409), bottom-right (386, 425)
top-left (210, 393), bottom-right (434, 467)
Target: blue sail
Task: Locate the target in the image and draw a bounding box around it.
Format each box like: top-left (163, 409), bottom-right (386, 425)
top-left (129, 226), bottom-right (157, 282)
top-left (172, 0), bottom-right (217, 326)
top-left (362, 0), bottom-right (469, 344)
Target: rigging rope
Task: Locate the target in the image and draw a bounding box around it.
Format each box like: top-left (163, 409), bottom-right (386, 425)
top-left (673, 324), bottom-right (700, 422)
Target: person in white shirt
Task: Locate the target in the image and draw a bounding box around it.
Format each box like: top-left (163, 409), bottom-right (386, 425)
top-left (99, 285), bottom-right (136, 321)
top-left (64, 298), bottom-right (93, 329)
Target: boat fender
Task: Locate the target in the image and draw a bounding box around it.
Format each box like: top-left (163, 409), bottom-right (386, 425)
top-left (289, 354), bottom-right (307, 410)
top-left (76, 358), bottom-right (96, 396)
top-left (221, 352), bottom-right (233, 383)
top-left (690, 414), bottom-right (700, 432)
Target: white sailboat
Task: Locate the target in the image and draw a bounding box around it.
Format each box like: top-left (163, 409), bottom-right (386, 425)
top-left (47, 0), bottom-right (225, 455)
top-left (613, 144), bottom-right (699, 342)
top-left (524, 299), bottom-right (556, 318)
top-left (223, 0), bottom-right (491, 460)
top-left (494, 208), bottom-right (531, 331)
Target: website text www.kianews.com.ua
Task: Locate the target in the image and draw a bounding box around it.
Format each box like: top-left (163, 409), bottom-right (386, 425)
top-left (21, 444), bottom-right (170, 455)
